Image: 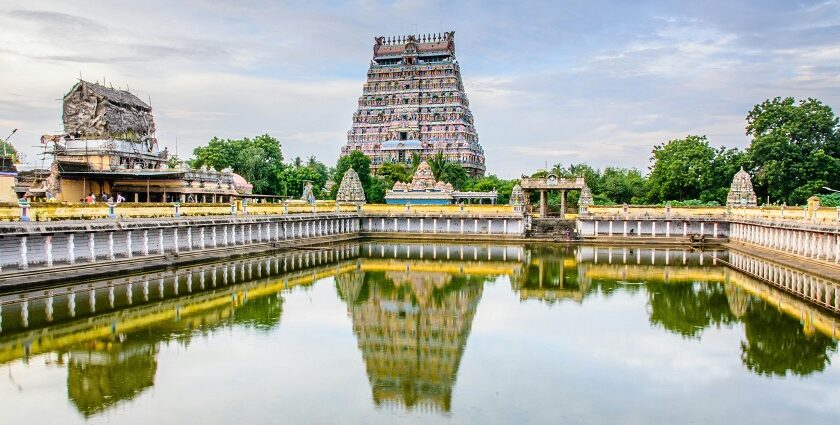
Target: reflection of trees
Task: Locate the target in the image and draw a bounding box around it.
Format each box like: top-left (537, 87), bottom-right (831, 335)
top-left (231, 295), bottom-right (283, 331)
top-left (740, 302), bottom-right (838, 377)
top-left (67, 340), bottom-right (157, 417)
top-left (337, 269), bottom-right (485, 413)
top-left (646, 282), bottom-right (736, 338)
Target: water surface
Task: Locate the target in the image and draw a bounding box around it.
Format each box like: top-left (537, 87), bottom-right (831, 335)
top-left (0, 243), bottom-right (837, 424)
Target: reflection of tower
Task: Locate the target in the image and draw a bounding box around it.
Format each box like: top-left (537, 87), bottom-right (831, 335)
top-left (67, 340), bottom-right (157, 417)
top-left (337, 268), bottom-right (483, 413)
top-left (724, 283), bottom-right (749, 318)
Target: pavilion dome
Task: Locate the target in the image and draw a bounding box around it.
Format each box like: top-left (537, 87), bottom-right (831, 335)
top-left (231, 173), bottom-right (253, 195)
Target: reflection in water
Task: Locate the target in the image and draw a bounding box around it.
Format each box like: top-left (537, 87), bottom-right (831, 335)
top-left (337, 265), bottom-right (485, 412)
top-left (67, 340), bottom-right (157, 417)
top-left (740, 300), bottom-right (838, 377)
top-left (0, 242), bottom-right (838, 421)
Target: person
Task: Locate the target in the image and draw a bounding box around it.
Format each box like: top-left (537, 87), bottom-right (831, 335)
top-left (86, 193), bottom-right (96, 204)
top-left (100, 193), bottom-right (108, 202)
top-left (116, 193), bottom-right (126, 203)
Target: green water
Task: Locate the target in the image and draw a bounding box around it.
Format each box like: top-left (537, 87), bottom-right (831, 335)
top-left (0, 243), bottom-right (837, 424)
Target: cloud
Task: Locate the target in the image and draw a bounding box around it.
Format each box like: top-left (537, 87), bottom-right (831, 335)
top-left (1, 0), bottom-right (839, 177)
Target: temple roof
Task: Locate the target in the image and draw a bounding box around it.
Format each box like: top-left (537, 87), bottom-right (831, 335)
top-left (373, 32), bottom-right (455, 59)
top-left (65, 80), bottom-right (151, 111)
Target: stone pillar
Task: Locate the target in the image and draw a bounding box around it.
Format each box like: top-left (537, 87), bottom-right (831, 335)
top-left (68, 234), bottom-right (76, 264)
top-left (560, 190), bottom-right (567, 218)
top-left (637, 221), bottom-right (642, 237)
top-left (89, 233), bottom-right (96, 262)
top-left (504, 219), bottom-right (508, 235)
top-left (713, 223), bottom-right (718, 238)
top-left (447, 219), bottom-right (451, 233)
top-left (683, 222), bottom-right (688, 237)
top-left (700, 222), bottom-right (705, 237)
top-left (608, 221), bottom-right (613, 237)
top-left (488, 219), bottom-right (493, 234)
top-left (651, 221), bottom-right (656, 237)
top-left (474, 219), bottom-right (478, 233)
top-left (594, 221), bottom-right (599, 237)
top-left (394, 217), bottom-right (398, 232)
top-left (433, 218), bottom-right (438, 233)
top-left (461, 218), bottom-right (465, 235)
top-left (223, 226), bottom-right (229, 245)
top-left (108, 232), bottom-right (115, 260)
top-left (125, 232), bottom-right (133, 258)
top-left (539, 190), bottom-right (547, 217)
top-left (173, 229), bottom-right (179, 254)
top-left (45, 236), bottom-right (53, 267)
top-left (159, 229), bottom-right (165, 253)
top-left (666, 221), bottom-right (671, 238)
top-left (212, 227), bottom-right (218, 247)
top-left (143, 230), bottom-right (149, 255)
top-left (200, 227), bottom-right (206, 249)
top-left (623, 221), bottom-right (627, 237)
top-left (186, 227), bottom-right (193, 251)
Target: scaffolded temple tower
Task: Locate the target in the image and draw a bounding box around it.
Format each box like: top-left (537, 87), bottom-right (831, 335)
top-left (342, 32), bottom-right (486, 177)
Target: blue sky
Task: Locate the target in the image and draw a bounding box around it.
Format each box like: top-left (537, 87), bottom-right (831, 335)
top-left (1, 0), bottom-right (839, 177)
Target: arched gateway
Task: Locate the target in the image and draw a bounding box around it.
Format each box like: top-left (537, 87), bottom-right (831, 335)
top-left (519, 175), bottom-right (593, 218)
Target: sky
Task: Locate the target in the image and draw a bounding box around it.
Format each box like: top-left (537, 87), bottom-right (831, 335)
top-left (1, 0), bottom-right (839, 178)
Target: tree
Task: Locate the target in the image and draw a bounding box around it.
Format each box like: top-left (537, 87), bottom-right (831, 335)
top-left (462, 175), bottom-right (518, 204)
top-left (648, 135), bottom-right (716, 202)
top-left (378, 162), bottom-right (412, 185)
top-left (190, 134), bottom-right (285, 195)
top-left (600, 167), bottom-right (649, 204)
top-left (1, 140), bottom-right (18, 162)
top-left (428, 152), bottom-right (469, 190)
top-left (747, 97), bottom-right (840, 205)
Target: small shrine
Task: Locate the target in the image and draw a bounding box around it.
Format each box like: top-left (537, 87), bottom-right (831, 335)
top-left (726, 167), bottom-right (757, 207)
top-left (509, 184), bottom-right (525, 206)
top-left (385, 161), bottom-right (454, 204)
top-left (336, 168), bottom-right (366, 204)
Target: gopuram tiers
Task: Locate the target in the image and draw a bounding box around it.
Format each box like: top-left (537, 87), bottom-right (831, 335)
top-left (342, 32), bottom-right (486, 177)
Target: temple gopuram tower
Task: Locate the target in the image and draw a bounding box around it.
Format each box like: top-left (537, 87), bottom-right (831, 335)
top-left (342, 32), bottom-right (486, 177)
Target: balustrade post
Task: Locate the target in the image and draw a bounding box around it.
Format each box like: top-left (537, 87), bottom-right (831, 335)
top-left (68, 234), bottom-right (76, 264)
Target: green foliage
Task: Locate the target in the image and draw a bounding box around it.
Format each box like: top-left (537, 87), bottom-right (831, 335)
top-left (462, 175), bottom-right (518, 204)
top-left (278, 159), bottom-right (329, 199)
top-left (818, 192), bottom-right (840, 207)
top-left (366, 176), bottom-right (390, 203)
top-left (648, 135), bottom-right (715, 202)
top-left (378, 162), bottom-right (412, 185)
top-left (645, 135), bottom-right (745, 204)
top-left (166, 154), bottom-right (182, 168)
top-left (1, 140), bottom-right (18, 162)
top-left (427, 152), bottom-right (469, 190)
top-left (746, 97), bottom-right (840, 205)
top-left (188, 134), bottom-right (331, 198)
top-left (190, 134), bottom-right (285, 195)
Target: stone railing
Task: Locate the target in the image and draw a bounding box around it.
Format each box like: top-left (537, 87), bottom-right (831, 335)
top-left (587, 205), bottom-right (840, 225)
top-left (360, 204), bottom-right (517, 216)
top-left (0, 201), bottom-right (360, 221)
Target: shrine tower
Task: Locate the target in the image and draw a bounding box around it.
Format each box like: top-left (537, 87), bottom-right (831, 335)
top-left (341, 32), bottom-right (486, 177)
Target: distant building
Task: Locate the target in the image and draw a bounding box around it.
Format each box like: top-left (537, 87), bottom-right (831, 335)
top-left (726, 167), bottom-right (757, 207)
top-left (21, 80), bottom-right (252, 203)
top-left (385, 160), bottom-right (496, 205)
top-left (341, 32), bottom-right (486, 177)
